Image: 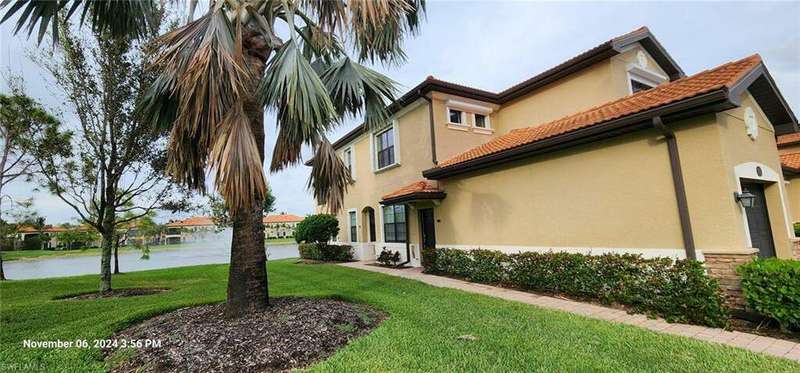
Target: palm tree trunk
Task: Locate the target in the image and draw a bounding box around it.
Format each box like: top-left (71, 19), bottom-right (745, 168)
top-left (224, 33), bottom-right (271, 317)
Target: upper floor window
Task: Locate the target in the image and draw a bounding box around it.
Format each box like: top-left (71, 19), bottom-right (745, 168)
top-left (343, 147), bottom-right (354, 178)
top-left (627, 65), bottom-right (665, 95)
top-left (375, 127), bottom-right (396, 169)
top-left (630, 79), bottom-right (654, 94)
top-left (474, 113), bottom-right (489, 129)
top-left (448, 108), bottom-right (464, 125)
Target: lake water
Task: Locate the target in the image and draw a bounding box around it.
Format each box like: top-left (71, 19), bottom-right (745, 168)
top-left (3, 242), bottom-right (299, 280)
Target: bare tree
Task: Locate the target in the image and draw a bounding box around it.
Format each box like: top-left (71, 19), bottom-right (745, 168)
top-left (26, 14), bottom-right (186, 293)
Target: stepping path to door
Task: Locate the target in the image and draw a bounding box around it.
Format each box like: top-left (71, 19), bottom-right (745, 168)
top-left (339, 261), bottom-right (800, 361)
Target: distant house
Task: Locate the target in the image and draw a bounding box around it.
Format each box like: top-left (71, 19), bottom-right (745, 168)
top-left (164, 216), bottom-right (216, 244)
top-left (16, 225), bottom-right (100, 249)
top-left (263, 213), bottom-right (303, 239)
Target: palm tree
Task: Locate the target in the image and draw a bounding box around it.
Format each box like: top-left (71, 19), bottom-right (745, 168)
top-left (3, 0), bottom-right (425, 316)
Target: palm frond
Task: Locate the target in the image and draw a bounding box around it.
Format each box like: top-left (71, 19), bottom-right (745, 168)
top-left (348, 0), bottom-right (425, 63)
top-left (0, 0), bottom-right (154, 45)
top-left (208, 103), bottom-right (267, 215)
top-left (151, 9), bottom-right (251, 192)
top-left (308, 137), bottom-right (351, 214)
top-left (300, 0), bottom-right (346, 34)
top-left (320, 57), bottom-right (397, 130)
top-left (138, 72), bottom-right (179, 135)
top-left (258, 39), bottom-right (337, 128)
top-left (269, 111), bottom-right (314, 172)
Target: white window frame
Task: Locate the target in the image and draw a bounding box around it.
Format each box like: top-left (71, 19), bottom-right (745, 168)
top-left (626, 65), bottom-right (666, 95)
top-left (372, 121), bottom-right (400, 173)
top-left (446, 107), bottom-right (467, 128)
top-left (347, 208), bottom-right (358, 243)
top-left (343, 146), bottom-right (355, 181)
top-left (472, 113), bottom-right (493, 134)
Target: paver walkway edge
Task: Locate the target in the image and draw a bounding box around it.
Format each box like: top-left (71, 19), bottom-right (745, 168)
top-left (338, 261), bottom-right (800, 361)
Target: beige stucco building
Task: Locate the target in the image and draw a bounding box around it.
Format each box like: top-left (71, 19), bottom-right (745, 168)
top-left (263, 213), bottom-right (303, 239)
top-left (315, 27), bottom-right (799, 267)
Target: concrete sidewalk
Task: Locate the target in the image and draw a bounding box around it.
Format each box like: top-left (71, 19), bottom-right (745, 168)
top-left (339, 261), bottom-right (800, 362)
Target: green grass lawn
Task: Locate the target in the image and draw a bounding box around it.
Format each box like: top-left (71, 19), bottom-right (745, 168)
top-left (1, 244), bottom-right (192, 261)
top-left (265, 237), bottom-right (296, 245)
top-left (1, 261), bottom-right (797, 372)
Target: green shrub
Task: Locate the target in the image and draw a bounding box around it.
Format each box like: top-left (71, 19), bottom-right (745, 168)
top-left (423, 248), bottom-right (729, 327)
top-left (738, 258), bottom-right (800, 331)
top-left (794, 222), bottom-right (799, 237)
top-left (295, 214), bottom-right (339, 244)
top-left (298, 243), bottom-right (353, 262)
top-left (377, 249), bottom-right (401, 266)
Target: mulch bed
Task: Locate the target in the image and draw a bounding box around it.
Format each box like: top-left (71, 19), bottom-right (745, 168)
top-left (729, 318), bottom-right (799, 343)
top-left (107, 297), bottom-right (386, 372)
top-left (55, 288), bottom-right (169, 300)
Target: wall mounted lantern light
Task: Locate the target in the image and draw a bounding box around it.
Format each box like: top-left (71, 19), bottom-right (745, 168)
top-left (734, 191), bottom-right (756, 208)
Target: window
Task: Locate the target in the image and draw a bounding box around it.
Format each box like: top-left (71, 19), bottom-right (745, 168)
top-left (448, 108), bottom-right (464, 124)
top-left (630, 79), bottom-right (653, 93)
top-left (383, 204), bottom-right (406, 243)
top-left (343, 147), bottom-right (353, 178)
top-left (349, 211), bottom-right (357, 242)
top-left (376, 127), bottom-right (395, 169)
top-left (474, 113), bottom-right (489, 128)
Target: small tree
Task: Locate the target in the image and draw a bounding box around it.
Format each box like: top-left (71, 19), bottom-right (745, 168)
top-left (25, 12), bottom-right (187, 292)
top-left (56, 229), bottom-right (83, 250)
top-left (295, 214), bottom-right (338, 244)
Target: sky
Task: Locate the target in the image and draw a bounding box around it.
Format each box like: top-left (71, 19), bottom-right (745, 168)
top-left (1, 1), bottom-right (799, 224)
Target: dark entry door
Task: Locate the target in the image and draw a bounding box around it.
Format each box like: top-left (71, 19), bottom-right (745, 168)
top-left (741, 182), bottom-right (776, 258)
top-left (419, 208), bottom-right (436, 250)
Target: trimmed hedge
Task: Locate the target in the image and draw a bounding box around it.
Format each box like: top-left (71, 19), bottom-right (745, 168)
top-left (422, 247), bottom-right (729, 327)
top-left (738, 258), bottom-right (800, 331)
top-left (298, 243), bottom-right (353, 262)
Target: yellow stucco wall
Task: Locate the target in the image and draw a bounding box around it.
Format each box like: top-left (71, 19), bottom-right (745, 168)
top-left (333, 101), bottom-right (434, 243)
top-left (785, 176), bottom-right (800, 224)
top-left (778, 141), bottom-right (800, 224)
top-left (429, 93), bottom-right (793, 259)
top-left (434, 129), bottom-right (684, 250)
top-left (711, 92), bottom-right (794, 256)
top-left (496, 45), bottom-right (668, 132)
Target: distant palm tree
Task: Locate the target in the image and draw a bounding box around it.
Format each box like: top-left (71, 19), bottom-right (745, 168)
top-left (3, 0), bottom-right (425, 316)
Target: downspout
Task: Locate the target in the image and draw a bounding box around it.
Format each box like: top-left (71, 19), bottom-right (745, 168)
top-left (421, 92), bottom-right (438, 165)
top-left (653, 116), bottom-right (697, 260)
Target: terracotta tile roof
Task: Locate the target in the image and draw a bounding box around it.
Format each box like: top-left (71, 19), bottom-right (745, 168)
top-left (166, 216), bottom-right (214, 227)
top-left (777, 133), bottom-right (800, 147)
top-left (436, 54), bottom-right (763, 169)
top-left (17, 225), bottom-right (92, 233)
top-left (781, 151), bottom-right (800, 172)
top-left (382, 181), bottom-right (442, 201)
top-left (263, 214), bottom-right (303, 223)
